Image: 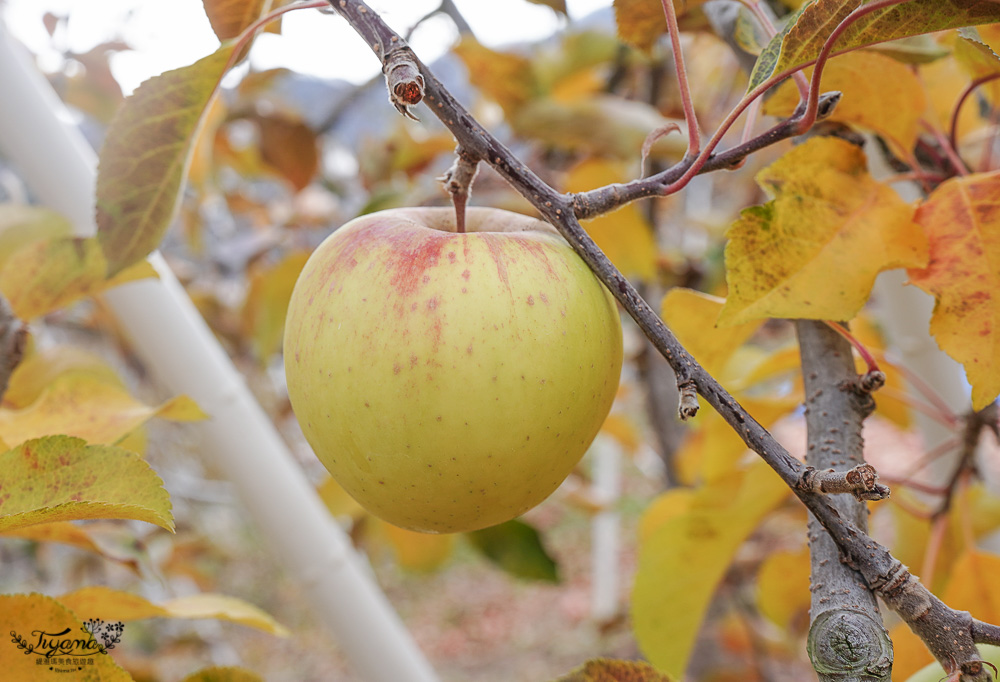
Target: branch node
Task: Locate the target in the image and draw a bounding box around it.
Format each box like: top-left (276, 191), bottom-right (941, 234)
top-left (798, 463), bottom-right (889, 501)
top-left (858, 370), bottom-right (886, 394)
top-left (383, 49), bottom-right (424, 119)
top-left (676, 378), bottom-right (698, 420)
top-left (438, 148), bottom-right (480, 234)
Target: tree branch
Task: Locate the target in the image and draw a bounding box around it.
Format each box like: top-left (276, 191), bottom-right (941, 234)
top-left (797, 320), bottom-right (891, 681)
top-left (0, 293), bottom-right (27, 403)
top-left (327, 2), bottom-right (999, 677)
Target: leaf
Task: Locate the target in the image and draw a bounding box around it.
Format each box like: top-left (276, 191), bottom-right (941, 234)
top-left (0, 521), bottom-right (141, 572)
top-left (756, 545), bottom-right (811, 631)
top-left (453, 37), bottom-right (539, 117)
top-left (748, 0), bottom-right (1000, 93)
top-left (906, 171), bottom-right (1000, 410)
top-left (763, 50), bottom-right (926, 152)
top-left (0, 436), bottom-right (173, 533)
top-left (0, 203), bottom-right (72, 271)
top-left (526, 0), bottom-right (568, 15)
top-left (253, 114), bottom-right (319, 191)
top-left (718, 136), bottom-right (927, 326)
top-left (96, 44), bottom-right (237, 275)
top-left (632, 460), bottom-right (789, 677)
top-left (660, 289), bottom-right (761, 377)
top-left (865, 34), bottom-right (950, 64)
top-left (3, 346), bottom-right (124, 409)
top-left (58, 586), bottom-right (289, 636)
top-left (467, 519), bottom-right (560, 582)
top-left (203, 0), bottom-right (266, 41)
top-left (512, 96), bottom-right (688, 161)
top-left (0, 374), bottom-right (206, 447)
top-left (613, 0), bottom-right (710, 51)
top-left (564, 159), bottom-right (657, 279)
top-left (373, 519), bottom-right (456, 572)
top-left (316, 475), bottom-right (365, 520)
top-left (241, 250), bottom-right (311, 362)
top-left (182, 668), bottom-right (265, 682)
top-left (954, 27), bottom-right (1000, 104)
top-left (0, 593), bottom-right (133, 680)
top-left (554, 658), bottom-right (676, 681)
top-left (638, 488), bottom-right (695, 545)
top-left (0, 236), bottom-right (157, 320)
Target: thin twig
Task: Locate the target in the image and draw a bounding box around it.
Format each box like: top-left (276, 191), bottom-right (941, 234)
top-left (659, 0), bottom-right (700, 155)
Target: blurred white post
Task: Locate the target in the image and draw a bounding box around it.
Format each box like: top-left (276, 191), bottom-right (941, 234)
top-left (0, 23), bottom-right (439, 682)
top-left (590, 435), bottom-right (621, 622)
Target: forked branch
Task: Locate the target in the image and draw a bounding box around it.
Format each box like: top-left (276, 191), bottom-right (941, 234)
top-left (328, 1), bottom-right (1000, 677)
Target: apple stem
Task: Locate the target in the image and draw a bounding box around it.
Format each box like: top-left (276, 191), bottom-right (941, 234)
top-left (439, 149), bottom-right (480, 234)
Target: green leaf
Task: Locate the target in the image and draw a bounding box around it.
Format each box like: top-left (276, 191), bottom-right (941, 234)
top-left (747, 0), bottom-right (1000, 93)
top-left (631, 460), bottom-right (789, 677)
top-left (467, 518), bottom-right (560, 582)
top-left (0, 436), bottom-right (174, 533)
top-left (554, 658), bottom-right (676, 681)
top-left (96, 44), bottom-right (237, 275)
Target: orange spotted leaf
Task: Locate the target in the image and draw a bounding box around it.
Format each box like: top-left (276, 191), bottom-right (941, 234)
top-left (907, 171), bottom-right (1000, 410)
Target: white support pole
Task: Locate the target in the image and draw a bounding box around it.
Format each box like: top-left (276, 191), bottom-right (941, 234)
top-left (590, 435), bottom-right (621, 622)
top-left (0, 24), bottom-right (439, 682)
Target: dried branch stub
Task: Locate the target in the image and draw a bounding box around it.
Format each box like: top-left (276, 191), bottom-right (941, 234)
top-left (383, 49), bottom-right (424, 120)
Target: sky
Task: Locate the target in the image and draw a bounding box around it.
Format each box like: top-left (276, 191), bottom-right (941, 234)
top-left (2, 0), bottom-right (610, 94)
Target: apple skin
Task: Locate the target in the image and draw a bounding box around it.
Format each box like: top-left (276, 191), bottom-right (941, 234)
top-left (283, 207), bottom-right (623, 533)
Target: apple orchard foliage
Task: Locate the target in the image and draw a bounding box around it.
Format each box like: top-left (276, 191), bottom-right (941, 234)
top-left (3, 0), bottom-right (1000, 680)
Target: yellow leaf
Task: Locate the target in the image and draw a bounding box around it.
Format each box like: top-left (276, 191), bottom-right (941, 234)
top-left (0, 436), bottom-right (173, 533)
top-left (699, 396), bottom-right (799, 482)
top-left (756, 545), bottom-right (810, 631)
top-left (452, 38), bottom-right (538, 117)
top-left (764, 51), bottom-right (926, 153)
top-left (513, 96), bottom-right (687, 161)
top-left (58, 586), bottom-right (289, 636)
top-left (242, 251), bottom-right (311, 362)
top-left (316, 475), bottom-right (365, 520)
top-left (661, 288), bottom-right (762, 377)
top-left (372, 519), bottom-right (455, 572)
top-left (3, 345), bottom-right (122, 409)
top-left (906, 171), bottom-right (1000, 410)
top-left (0, 203), bottom-right (72, 271)
top-left (638, 488), bottom-right (695, 544)
top-left (719, 137), bottom-right (928, 326)
top-left (0, 521), bottom-right (140, 571)
top-left (0, 236), bottom-right (156, 320)
top-left (182, 667), bottom-right (265, 682)
top-left (920, 53), bottom-right (986, 143)
top-left (954, 28), bottom-right (1000, 106)
top-left (632, 460), bottom-right (790, 677)
top-left (0, 374), bottom-right (205, 447)
top-left (613, 0), bottom-right (708, 51)
top-left (203, 0), bottom-right (266, 41)
top-left (601, 413), bottom-right (641, 453)
top-left (564, 159), bottom-right (657, 279)
top-left (0, 593), bottom-right (133, 680)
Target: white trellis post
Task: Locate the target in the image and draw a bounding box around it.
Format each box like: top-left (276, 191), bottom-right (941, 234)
top-left (0, 22), bottom-right (439, 682)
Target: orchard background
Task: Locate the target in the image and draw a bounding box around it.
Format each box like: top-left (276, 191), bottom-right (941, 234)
top-left (1, 0), bottom-right (1000, 680)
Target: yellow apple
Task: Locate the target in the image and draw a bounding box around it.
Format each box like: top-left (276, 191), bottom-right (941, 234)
top-left (283, 207), bottom-right (622, 533)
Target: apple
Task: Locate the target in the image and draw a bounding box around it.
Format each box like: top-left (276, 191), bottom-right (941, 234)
top-left (283, 207), bottom-right (623, 533)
